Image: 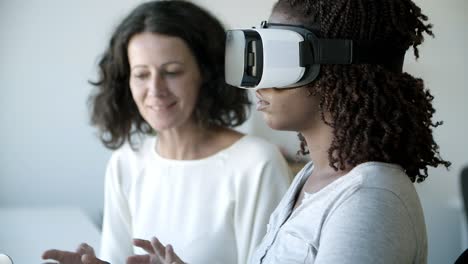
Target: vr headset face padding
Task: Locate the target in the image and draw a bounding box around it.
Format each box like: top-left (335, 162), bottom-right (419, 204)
top-left (225, 21), bottom-right (405, 90)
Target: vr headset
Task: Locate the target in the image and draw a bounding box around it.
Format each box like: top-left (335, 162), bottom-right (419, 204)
top-left (225, 21), bottom-right (405, 89)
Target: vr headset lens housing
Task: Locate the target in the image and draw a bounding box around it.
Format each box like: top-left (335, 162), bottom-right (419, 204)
top-left (225, 21), bottom-right (405, 89)
top-left (226, 28), bottom-right (306, 89)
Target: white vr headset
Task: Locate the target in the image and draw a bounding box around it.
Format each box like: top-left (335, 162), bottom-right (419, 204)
top-left (225, 21), bottom-right (405, 89)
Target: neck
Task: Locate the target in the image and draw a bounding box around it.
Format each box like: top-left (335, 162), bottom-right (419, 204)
top-left (300, 112), bottom-right (352, 176)
top-left (156, 121), bottom-right (216, 160)
top-left (301, 122), bottom-right (334, 173)
top-left (300, 120), bottom-right (352, 193)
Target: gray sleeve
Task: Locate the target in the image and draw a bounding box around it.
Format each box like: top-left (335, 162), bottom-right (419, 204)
top-left (315, 188), bottom-right (418, 264)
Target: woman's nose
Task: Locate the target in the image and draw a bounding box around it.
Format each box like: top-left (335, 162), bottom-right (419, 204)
top-left (147, 74), bottom-right (169, 97)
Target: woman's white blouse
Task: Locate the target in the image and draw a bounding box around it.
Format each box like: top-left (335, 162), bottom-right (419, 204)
top-left (99, 135), bottom-right (291, 264)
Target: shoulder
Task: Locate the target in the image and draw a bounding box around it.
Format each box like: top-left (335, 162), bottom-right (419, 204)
top-left (355, 162), bottom-right (409, 185)
top-left (321, 184), bottom-right (424, 261)
top-left (333, 162), bottom-right (422, 219)
top-left (332, 184), bottom-right (410, 219)
top-left (226, 135), bottom-right (291, 186)
top-left (324, 183), bottom-right (417, 237)
top-left (226, 135), bottom-right (290, 175)
top-left (106, 136), bottom-right (155, 179)
top-left (228, 135), bottom-right (286, 163)
top-left (350, 162), bottom-right (420, 205)
top-left (318, 184), bottom-right (423, 262)
top-left (109, 136), bottom-right (154, 163)
top-left (324, 163), bottom-right (426, 252)
top-left (320, 162), bottom-right (426, 235)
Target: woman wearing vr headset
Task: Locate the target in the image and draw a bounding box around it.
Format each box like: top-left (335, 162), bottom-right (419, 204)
top-left (41, 1), bottom-right (291, 264)
top-left (128, 0), bottom-right (450, 263)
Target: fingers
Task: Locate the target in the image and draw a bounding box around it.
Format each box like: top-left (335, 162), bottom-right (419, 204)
top-left (126, 254), bottom-right (151, 264)
top-left (42, 243), bottom-right (100, 264)
top-left (133, 238), bottom-right (155, 254)
top-left (76, 243), bottom-right (96, 256)
top-left (150, 237), bottom-right (166, 259)
top-left (131, 237), bottom-right (183, 264)
top-left (81, 254), bottom-right (110, 264)
top-left (165, 245), bottom-right (174, 263)
top-left (165, 245), bottom-right (184, 264)
top-left (164, 245), bottom-right (174, 263)
top-left (42, 249), bottom-right (73, 261)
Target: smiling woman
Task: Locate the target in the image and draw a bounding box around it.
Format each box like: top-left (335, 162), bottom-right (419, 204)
top-left (40, 1), bottom-right (291, 264)
top-left (127, 32), bottom-right (202, 132)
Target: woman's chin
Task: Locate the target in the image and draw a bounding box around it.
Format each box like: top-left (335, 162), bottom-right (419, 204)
top-left (147, 121), bottom-right (176, 132)
top-left (264, 117), bottom-right (292, 131)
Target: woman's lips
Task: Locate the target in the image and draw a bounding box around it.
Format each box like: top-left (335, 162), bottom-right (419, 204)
top-left (256, 99), bottom-right (270, 111)
top-left (255, 91), bottom-right (270, 111)
top-left (147, 101), bottom-right (177, 112)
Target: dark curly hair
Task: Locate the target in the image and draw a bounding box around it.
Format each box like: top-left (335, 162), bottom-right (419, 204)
top-left (273, 0), bottom-right (450, 182)
top-left (89, 0), bottom-right (250, 150)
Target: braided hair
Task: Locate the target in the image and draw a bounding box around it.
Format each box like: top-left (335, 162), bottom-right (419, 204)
top-left (273, 0), bottom-right (450, 182)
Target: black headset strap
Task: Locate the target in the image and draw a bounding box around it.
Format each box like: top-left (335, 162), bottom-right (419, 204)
top-left (314, 38), bottom-right (405, 72)
top-left (264, 21), bottom-right (406, 72)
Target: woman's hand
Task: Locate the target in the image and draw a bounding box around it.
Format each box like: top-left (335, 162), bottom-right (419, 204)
top-left (127, 237), bottom-right (185, 264)
top-left (42, 243), bottom-right (109, 264)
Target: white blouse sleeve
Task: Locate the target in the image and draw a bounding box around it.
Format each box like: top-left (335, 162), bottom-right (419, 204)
top-left (99, 154), bottom-right (134, 263)
top-left (234, 151), bottom-right (291, 264)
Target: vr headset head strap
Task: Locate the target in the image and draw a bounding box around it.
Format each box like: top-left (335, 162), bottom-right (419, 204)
top-left (263, 21), bottom-right (405, 73)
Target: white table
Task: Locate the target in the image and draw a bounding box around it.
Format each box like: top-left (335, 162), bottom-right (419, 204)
top-left (0, 207), bottom-right (101, 264)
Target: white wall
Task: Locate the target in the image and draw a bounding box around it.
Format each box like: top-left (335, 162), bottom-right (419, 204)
top-left (0, 0), bottom-right (147, 225)
top-left (0, 0), bottom-right (466, 263)
top-left (408, 0), bottom-right (468, 262)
